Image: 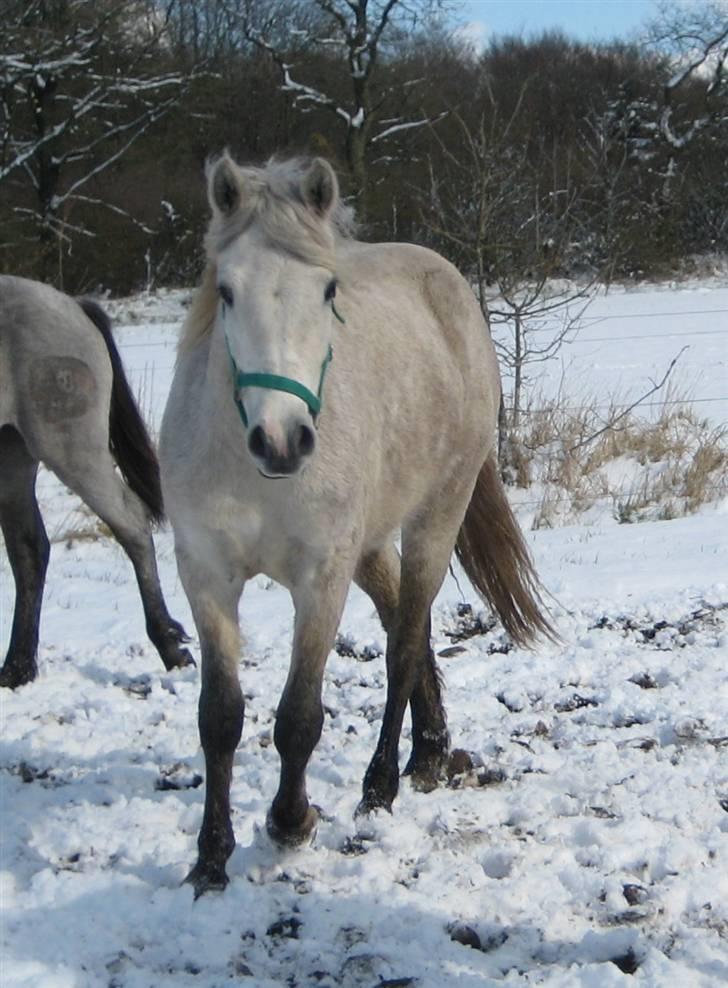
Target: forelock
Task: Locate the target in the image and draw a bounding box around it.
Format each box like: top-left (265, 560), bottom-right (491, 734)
top-left (205, 157), bottom-right (354, 272)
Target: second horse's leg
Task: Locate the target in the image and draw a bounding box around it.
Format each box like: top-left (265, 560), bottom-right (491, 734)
top-left (0, 426), bottom-right (48, 689)
top-left (50, 445), bottom-right (193, 671)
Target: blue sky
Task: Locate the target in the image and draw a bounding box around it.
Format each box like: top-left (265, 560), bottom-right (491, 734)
top-left (450, 0), bottom-right (655, 47)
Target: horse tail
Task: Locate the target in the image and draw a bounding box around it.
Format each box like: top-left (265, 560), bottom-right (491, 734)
top-left (455, 453), bottom-right (556, 647)
top-left (77, 298), bottom-right (164, 524)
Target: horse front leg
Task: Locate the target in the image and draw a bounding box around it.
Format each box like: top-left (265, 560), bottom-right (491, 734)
top-left (177, 549), bottom-right (245, 896)
top-left (267, 567), bottom-right (352, 847)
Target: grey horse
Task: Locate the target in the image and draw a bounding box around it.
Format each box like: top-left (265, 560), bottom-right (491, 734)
top-left (0, 275), bottom-right (192, 688)
top-left (160, 155), bottom-right (554, 896)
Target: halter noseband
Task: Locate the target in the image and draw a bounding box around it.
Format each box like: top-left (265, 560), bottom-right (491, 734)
top-left (223, 302), bottom-right (344, 429)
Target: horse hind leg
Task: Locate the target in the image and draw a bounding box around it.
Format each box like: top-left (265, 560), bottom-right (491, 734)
top-left (47, 441), bottom-right (192, 672)
top-left (355, 545), bottom-right (449, 793)
top-left (267, 563), bottom-right (354, 846)
top-left (0, 426), bottom-right (49, 688)
top-left (358, 488), bottom-right (475, 816)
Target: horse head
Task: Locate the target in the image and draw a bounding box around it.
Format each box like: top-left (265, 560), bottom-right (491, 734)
top-left (206, 154), bottom-right (343, 478)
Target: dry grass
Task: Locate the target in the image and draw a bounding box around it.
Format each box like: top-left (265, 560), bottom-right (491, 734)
top-left (52, 502), bottom-right (113, 547)
top-left (501, 388), bottom-right (728, 528)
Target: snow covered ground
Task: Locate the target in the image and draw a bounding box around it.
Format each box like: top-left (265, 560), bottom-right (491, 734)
top-left (1, 280), bottom-right (727, 987)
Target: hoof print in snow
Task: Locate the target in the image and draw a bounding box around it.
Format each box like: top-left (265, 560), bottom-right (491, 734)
top-left (266, 916), bottom-right (302, 940)
top-left (9, 762), bottom-right (67, 789)
top-left (446, 748), bottom-right (474, 780)
top-left (339, 835), bottom-right (370, 856)
top-left (442, 603), bottom-right (514, 654)
top-left (446, 752), bottom-right (506, 790)
top-left (630, 672), bottom-right (659, 690)
top-left (334, 632), bottom-right (382, 661)
top-left (229, 959), bottom-right (254, 977)
top-left (16, 762), bottom-right (50, 783)
top-left (155, 763), bottom-right (203, 791)
top-left (114, 674), bottom-right (152, 699)
top-left (611, 948), bottom-right (640, 974)
top-left (554, 693), bottom-right (598, 713)
top-left (623, 883), bottom-right (649, 906)
top-left (448, 922), bottom-right (482, 950)
top-left (477, 766), bottom-right (508, 787)
top-left (589, 805), bottom-right (619, 820)
top-left (592, 604), bottom-right (726, 652)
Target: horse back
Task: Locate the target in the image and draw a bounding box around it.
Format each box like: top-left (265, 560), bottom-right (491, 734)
top-left (318, 241), bottom-right (501, 544)
top-left (339, 240), bottom-right (498, 405)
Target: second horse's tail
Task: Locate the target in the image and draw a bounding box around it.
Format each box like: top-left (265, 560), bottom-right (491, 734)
top-left (455, 453), bottom-right (556, 647)
top-left (77, 298), bottom-right (164, 523)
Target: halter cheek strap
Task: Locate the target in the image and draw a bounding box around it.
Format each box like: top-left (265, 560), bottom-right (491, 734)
top-left (223, 303), bottom-right (341, 428)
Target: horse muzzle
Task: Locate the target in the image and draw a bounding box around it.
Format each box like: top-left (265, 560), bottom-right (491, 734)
top-left (248, 419), bottom-right (316, 478)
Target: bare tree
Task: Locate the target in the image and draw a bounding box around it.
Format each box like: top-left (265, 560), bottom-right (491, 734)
top-left (647, 0), bottom-right (728, 150)
top-left (240, 0), bottom-right (450, 208)
top-left (422, 82), bottom-right (603, 464)
top-left (0, 0), bottom-right (197, 282)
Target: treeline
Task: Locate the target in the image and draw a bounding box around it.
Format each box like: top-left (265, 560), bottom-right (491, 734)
top-left (1, 0), bottom-right (726, 295)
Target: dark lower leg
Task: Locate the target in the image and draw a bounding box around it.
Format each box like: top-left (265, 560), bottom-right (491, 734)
top-left (187, 663), bottom-right (244, 896)
top-left (268, 684), bottom-right (323, 844)
top-left (359, 621), bottom-right (427, 814)
top-left (267, 578), bottom-right (350, 846)
top-left (0, 430), bottom-right (48, 688)
top-left (404, 643), bottom-right (450, 789)
top-left (107, 525), bottom-right (193, 671)
top-left (357, 547), bottom-right (449, 792)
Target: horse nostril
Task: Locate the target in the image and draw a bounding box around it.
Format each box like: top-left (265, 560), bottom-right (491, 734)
top-left (297, 423), bottom-right (315, 458)
top-left (248, 425), bottom-right (268, 460)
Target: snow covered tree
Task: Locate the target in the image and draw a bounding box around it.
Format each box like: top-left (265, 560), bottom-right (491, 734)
top-left (647, 0), bottom-right (728, 151)
top-left (239, 0), bottom-right (450, 211)
top-left (0, 0), bottom-right (194, 283)
top-left (420, 80), bottom-right (604, 473)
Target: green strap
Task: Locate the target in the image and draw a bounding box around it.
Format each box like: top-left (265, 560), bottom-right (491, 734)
top-left (223, 299), bottom-right (342, 429)
top-left (229, 344), bottom-right (334, 427)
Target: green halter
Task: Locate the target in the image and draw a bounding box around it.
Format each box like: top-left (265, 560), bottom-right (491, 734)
top-left (224, 302), bottom-right (344, 428)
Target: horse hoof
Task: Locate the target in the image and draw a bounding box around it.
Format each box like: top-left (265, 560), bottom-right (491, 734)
top-left (403, 752), bottom-right (450, 793)
top-left (354, 793), bottom-right (393, 819)
top-left (266, 805), bottom-right (319, 848)
top-left (165, 646), bottom-right (195, 671)
top-left (0, 664), bottom-right (37, 689)
top-left (184, 860), bottom-right (229, 899)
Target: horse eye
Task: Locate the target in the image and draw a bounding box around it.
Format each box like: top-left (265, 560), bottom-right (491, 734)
top-left (218, 283), bottom-right (233, 308)
top-left (324, 279), bottom-right (337, 302)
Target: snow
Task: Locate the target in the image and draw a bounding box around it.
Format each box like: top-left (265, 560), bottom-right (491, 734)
top-left (1, 280), bottom-right (727, 987)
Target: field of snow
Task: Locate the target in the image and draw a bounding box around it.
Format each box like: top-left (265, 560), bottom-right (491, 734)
top-left (1, 279), bottom-right (727, 987)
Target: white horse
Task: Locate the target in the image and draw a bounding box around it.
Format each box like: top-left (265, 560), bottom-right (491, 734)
top-left (160, 154), bottom-right (553, 895)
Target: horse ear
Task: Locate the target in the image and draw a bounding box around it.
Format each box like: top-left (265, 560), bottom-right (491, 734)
top-left (207, 153), bottom-right (244, 216)
top-left (301, 158), bottom-right (338, 218)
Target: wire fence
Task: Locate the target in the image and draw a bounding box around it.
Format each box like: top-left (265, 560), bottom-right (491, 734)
top-left (510, 483), bottom-right (728, 513)
top-left (27, 296), bottom-right (728, 521)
